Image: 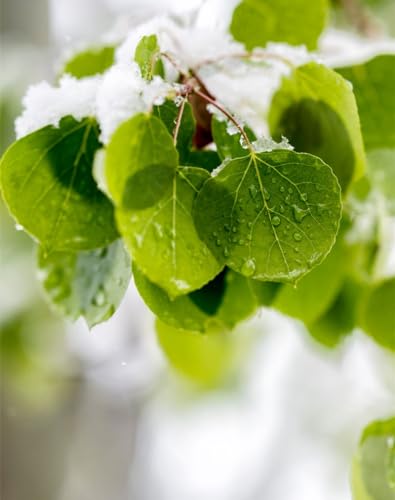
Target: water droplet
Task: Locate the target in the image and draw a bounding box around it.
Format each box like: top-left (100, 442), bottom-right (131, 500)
top-left (224, 224), bottom-right (230, 232)
top-left (264, 188), bottom-right (271, 200)
top-left (272, 177), bottom-right (277, 184)
top-left (300, 192), bottom-right (308, 202)
top-left (94, 290), bottom-right (106, 306)
top-left (247, 221), bottom-right (253, 228)
top-left (223, 247), bottom-right (229, 257)
top-left (279, 205), bottom-right (285, 214)
top-left (241, 258), bottom-right (256, 277)
top-left (15, 224), bottom-right (24, 231)
top-left (272, 216), bottom-right (281, 227)
top-left (213, 231), bottom-right (218, 237)
top-left (249, 185), bottom-right (258, 199)
top-left (232, 226), bottom-right (238, 233)
top-left (285, 195), bottom-right (291, 205)
top-left (288, 188), bottom-right (293, 194)
top-left (280, 186), bottom-right (285, 193)
top-left (216, 239), bottom-right (222, 246)
top-left (238, 239), bottom-right (245, 245)
top-left (292, 205), bottom-right (308, 223)
top-left (295, 247), bottom-right (299, 253)
top-left (293, 232), bottom-right (302, 242)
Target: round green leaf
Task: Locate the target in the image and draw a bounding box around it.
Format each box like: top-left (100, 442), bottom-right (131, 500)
top-left (337, 55), bottom-right (395, 151)
top-left (352, 417), bottom-right (395, 500)
top-left (0, 116), bottom-right (118, 251)
top-left (193, 150), bottom-right (342, 283)
top-left (62, 46), bottom-right (115, 78)
top-left (156, 320), bottom-right (239, 386)
top-left (230, 0), bottom-right (329, 50)
top-left (269, 62), bottom-right (366, 191)
top-left (105, 113), bottom-right (179, 206)
top-left (118, 166), bottom-right (222, 297)
top-left (37, 239), bottom-right (131, 328)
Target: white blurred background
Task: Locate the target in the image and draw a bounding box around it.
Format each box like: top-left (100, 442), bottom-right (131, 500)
top-left (1, 1), bottom-right (394, 500)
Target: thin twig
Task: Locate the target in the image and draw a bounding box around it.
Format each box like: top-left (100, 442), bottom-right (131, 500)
top-left (193, 88), bottom-right (253, 152)
top-left (194, 51), bottom-right (294, 71)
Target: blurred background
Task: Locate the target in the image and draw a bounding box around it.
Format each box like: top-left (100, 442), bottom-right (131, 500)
top-left (1, 1), bottom-right (394, 500)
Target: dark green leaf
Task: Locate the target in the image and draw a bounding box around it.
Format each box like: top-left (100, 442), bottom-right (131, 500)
top-left (134, 34), bottom-right (164, 81)
top-left (133, 264), bottom-right (257, 332)
top-left (37, 239), bottom-right (131, 328)
top-left (62, 46), bottom-right (115, 78)
top-left (211, 116), bottom-right (255, 161)
top-left (230, 0), bottom-right (329, 50)
top-left (337, 55), bottom-right (395, 151)
top-left (308, 279), bottom-right (360, 348)
top-left (269, 62), bottom-right (366, 191)
top-left (0, 116), bottom-right (118, 251)
top-left (153, 99), bottom-right (196, 164)
top-left (193, 150), bottom-right (342, 283)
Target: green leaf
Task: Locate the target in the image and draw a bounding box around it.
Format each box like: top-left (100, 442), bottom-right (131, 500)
top-left (308, 279), bottom-right (360, 348)
top-left (134, 34), bottom-right (164, 81)
top-left (0, 116), bottom-right (118, 251)
top-left (211, 116), bottom-right (255, 161)
top-left (193, 150), bottom-right (342, 283)
top-left (118, 166), bottom-right (222, 297)
top-left (62, 46), bottom-right (115, 78)
top-left (230, 0), bottom-right (329, 50)
top-left (359, 279), bottom-right (395, 351)
top-left (184, 150), bottom-right (222, 172)
top-left (155, 320), bottom-right (239, 386)
top-left (274, 231), bottom-right (347, 324)
top-left (352, 417), bottom-right (395, 500)
top-left (37, 239), bottom-right (131, 328)
top-left (269, 62), bottom-right (366, 191)
top-left (105, 113), bottom-right (179, 206)
top-left (134, 265), bottom-right (257, 332)
top-left (249, 281), bottom-right (281, 306)
top-left (153, 99), bottom-right (196, 164)
top-left (337, 55), bottom-right (395, 151)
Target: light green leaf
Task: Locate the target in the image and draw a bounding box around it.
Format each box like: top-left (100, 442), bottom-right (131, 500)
top-left (134, 34), bottom-right (164, 81)
top-left (0, 116), bottom-right (118, 251)
top-left (134, 265), bottom-right (257, 332)
top-left (274, 230), bottom-right (347, 324)
top-left (118, 166), bottom-right (222, 297)
top-left (37, 240), bottom-right (131, 328)
top-left (211, 116), bottom-right (255, 161)
top-left (367, 149), bottom-right (395, 210)
top-left (352, 417), bottom-right (395, 500)
top-left (156, 320), bottom-right (239, 386)
top-left (62, 46), bottom-right (115, 78)
top-left (105, 113), bottom-right (178, 206)
top-left (269, 62), bottom-right (366, 191)
top-left (153, 99), bottom-right (196, 164)
top-left (230, 0), bottom-right (329, 50)
top-left (359, 279), bottom-right (395, 351)
top-left (193, 150), bottom-right (342, 283)
top-left (337, 55), bottom-right (395, 151)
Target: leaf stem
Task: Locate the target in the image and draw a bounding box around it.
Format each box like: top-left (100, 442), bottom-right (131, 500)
top-left (193, 88), bottom-right (253, 152)
top-left (173, 97), bottom-right (187, 146)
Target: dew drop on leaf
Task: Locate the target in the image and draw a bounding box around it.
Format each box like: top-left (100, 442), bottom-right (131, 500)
top-left (272, 216), bottom-right (281, 226)
top-left (292, 204), bottom-right (309, 223)
top-left (293, 232), bottom-right (302, 241)
top-left (241, 258), bottom-right (256, 277)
